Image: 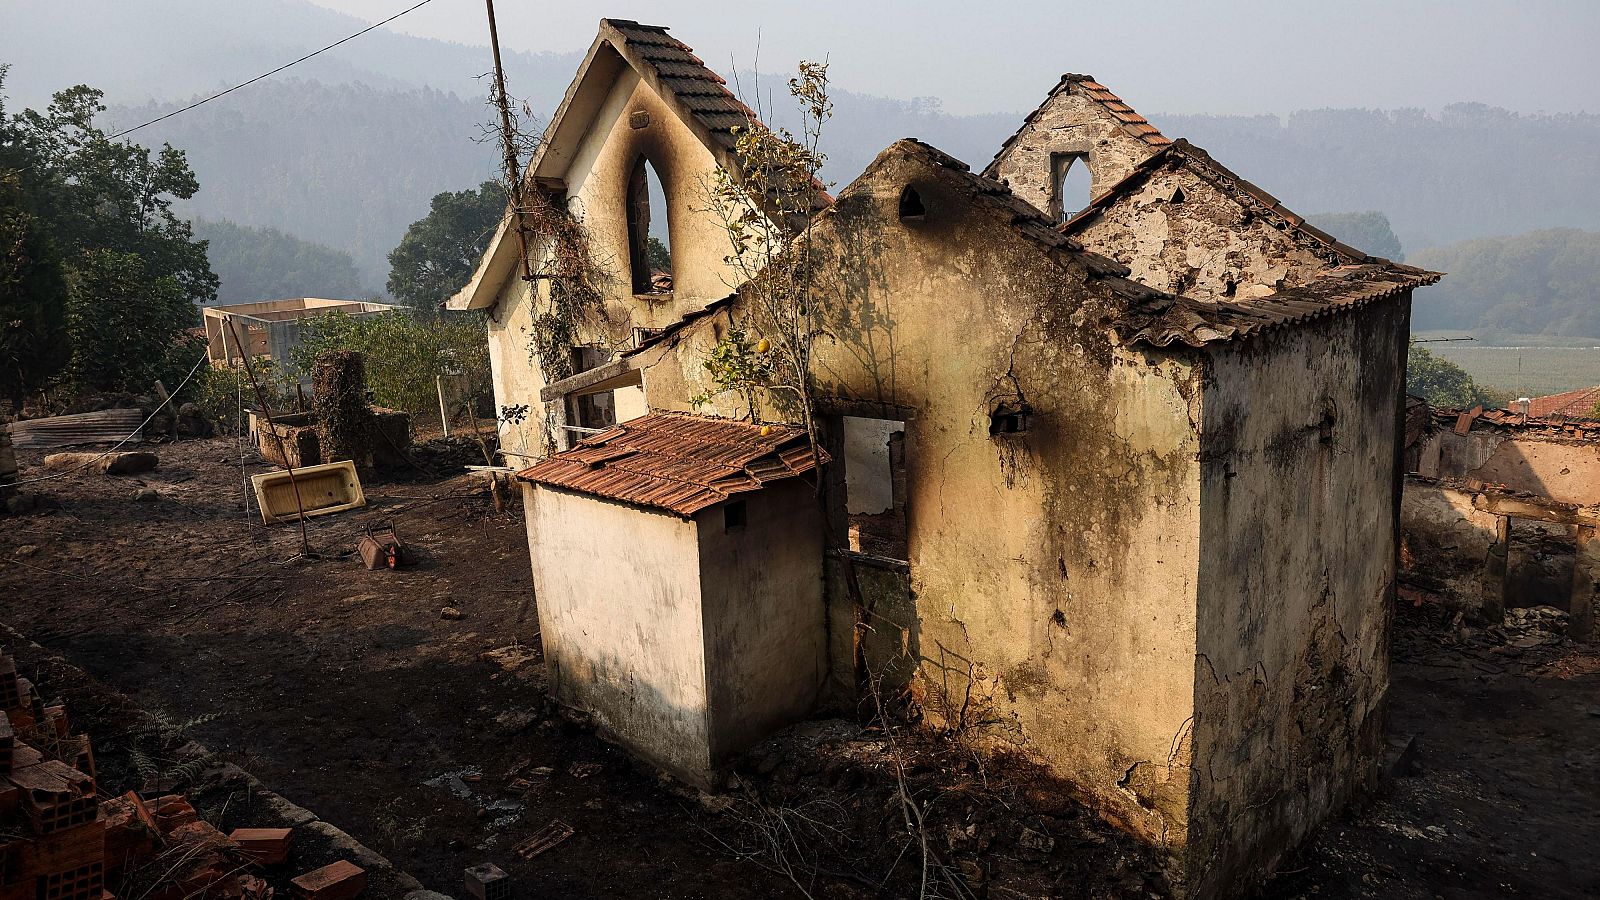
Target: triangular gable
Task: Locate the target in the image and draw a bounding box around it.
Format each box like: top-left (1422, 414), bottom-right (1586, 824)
top-left (450, 19), bottom-right (821, 311)
top-left (1062, 139), bottom-right (1384, 265)
top-left (982, 74), bottom-right (1170, 181)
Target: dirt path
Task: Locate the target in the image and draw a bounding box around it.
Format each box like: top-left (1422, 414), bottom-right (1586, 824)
top-left (0, 438), bottom-right (795, 898)
top-left (1, 437), bottom-right (1594, 898)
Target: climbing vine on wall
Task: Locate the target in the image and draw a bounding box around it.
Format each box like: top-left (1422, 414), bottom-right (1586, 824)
top-left (520, 191), bottom-right (611, 385)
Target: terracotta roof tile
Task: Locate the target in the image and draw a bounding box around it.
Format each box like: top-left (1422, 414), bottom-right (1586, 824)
top-left (518, 412), bottom-right (825, 516)
top-left (982, 74), bottom-right (1170, 179)
top-left (602, 20), bottom-right (759, 151)
top-left (1525, 385), bottom-right (1600, 419)
top-left (1112, 264), bottom-right (1441, 348)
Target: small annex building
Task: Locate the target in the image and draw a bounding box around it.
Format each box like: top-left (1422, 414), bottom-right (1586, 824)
top-left (519, 412), bottom-right (827, 782)
top-left (453, 18), bottom-right (1443, 899)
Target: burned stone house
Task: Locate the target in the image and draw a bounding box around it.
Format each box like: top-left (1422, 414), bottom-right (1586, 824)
top-left (1403, 404), bottom-right (1599, 639)
top-left (449, 19), bottom-right (1441, 897)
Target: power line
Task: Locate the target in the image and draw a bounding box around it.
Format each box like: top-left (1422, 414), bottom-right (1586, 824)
top-left (108, 0), bottom-right (438, 140)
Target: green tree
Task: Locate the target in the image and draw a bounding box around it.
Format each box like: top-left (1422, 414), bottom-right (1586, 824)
top-left (0, 67), bottom-right (70, 404)
top-left (1407, 345), bottom-right (1501, 409)
top-left (2, 77), bottom-right (216, 394)
top-left (386, 180), bottom-right (504, 313)
top-left (646, 236), bottom-right (671, 272)
top-left (289, 310), bottom-right (490, 419)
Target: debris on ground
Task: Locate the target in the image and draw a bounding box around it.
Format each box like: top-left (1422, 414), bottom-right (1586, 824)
top-left (356, 523), bottom-right (407, 571)
top-left (510, 820), bottom-right (573, 860)
top-left (463, 861), bottom-right (510, 900)
top-left (290, 859), bottom-right (366, 899)
top-left (7, 409), bottom-right (145, 450)
top-left (41, 450), bottom-right (159, 475)
top-left (0, 649), bottom-right (301, 900)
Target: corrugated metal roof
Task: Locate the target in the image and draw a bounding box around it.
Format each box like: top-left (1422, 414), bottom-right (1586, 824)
top-left (517, 412), bottom-right (825, 516)
top-left (981, 74), bottom-right (1171, 180)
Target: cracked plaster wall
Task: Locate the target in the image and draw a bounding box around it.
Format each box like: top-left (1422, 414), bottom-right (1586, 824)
top-left (485, 65), bottom-right (753, 461)
top-left (1072, 166), bottom-right (1335, 300)
top-left (637, 143), bottom-right (1206, 862)
top-left (1184, 298), bottom-right (1409, 897)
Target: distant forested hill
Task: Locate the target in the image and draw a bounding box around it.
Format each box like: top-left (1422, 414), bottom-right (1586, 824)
top-left (195, 219), bottom-right (371, 305)
top-left (0, 0), bottom-right (580, 112)
top-left (1160, 106), bottom-right (1600, 252)
top-left (1410, 229), bottom-right (1600, 339)
top-left (113, 80), bottom-right (502, 286)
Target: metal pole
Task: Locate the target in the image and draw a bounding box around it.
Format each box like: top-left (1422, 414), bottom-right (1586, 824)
top-left (485, 0), bottom-right (535, 283)
top-left (227, 319), bottom-right (314, 558)
top-left (437, 375), bottom-right (452, 437)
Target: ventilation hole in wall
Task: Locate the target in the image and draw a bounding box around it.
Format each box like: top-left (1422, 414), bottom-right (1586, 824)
top-left (989, 406), bottom-right (1033, 435)
top-left (1169, 186), bottom-right (1186, 203)
top-left (724, 499), bottom-right (747, 531)
top-left (898, 185), bottom-right (926, 221)
top-left (1223, 278), bottom-right (1238, 298)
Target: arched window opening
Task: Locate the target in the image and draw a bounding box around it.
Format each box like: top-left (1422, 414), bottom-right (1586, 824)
top-left (898, 185), bottom-right (926, 221)
top-left (627, 156), bottom-right (672, 295)
top-left (1052, 153), bottom-right (1093, 222)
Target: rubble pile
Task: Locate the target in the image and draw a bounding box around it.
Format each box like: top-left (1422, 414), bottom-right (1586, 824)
top-left (1492, 605), bottom-right (1570, 648)
top-left (0, 653), bottom-right (358, 900)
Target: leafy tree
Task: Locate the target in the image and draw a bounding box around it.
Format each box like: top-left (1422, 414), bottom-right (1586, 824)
top-left (289, 309), bottom-right (490, 419)
top-left (64, 250), bottom-right (200, 391)
top-left (1410, 229), bottom-right (1600, 339)
top-left (2, 77), bottom-right (216, 394)
top-left (195, 218), bottom-right (369, 304)
top-left (1308, 211), bottom-right (1403, 261)
top-left (386, 181), bottom-right (504, 313)
top-left (647, 236), bottom-right (671, 272)
top-left (0, 67), bottom-right (70, 404)
top-left (1407, 345), bottom-right (1502, 409)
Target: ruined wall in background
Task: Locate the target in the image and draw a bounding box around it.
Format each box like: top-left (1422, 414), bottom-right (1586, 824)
top-left (1401, 481), bottom-right (1501, 604)
top-left (1070, 164), bottom-right (1334, 300)
top-left (986, 84), bottom-right (1163, 219)
top-left (1186, 298), bottom-right (1410, 897)
top-left (1417, 428), bottom-right (1600, 507)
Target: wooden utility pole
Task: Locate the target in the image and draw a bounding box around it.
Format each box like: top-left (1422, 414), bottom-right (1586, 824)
top-left (485, 0), bottom-right (535, 282)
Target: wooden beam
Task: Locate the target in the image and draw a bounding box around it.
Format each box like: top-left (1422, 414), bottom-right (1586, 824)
top-left (538, 358), bottom-right (640, 402)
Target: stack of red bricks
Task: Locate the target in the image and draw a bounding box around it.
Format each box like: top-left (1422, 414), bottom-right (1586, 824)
top-left (0, 654), bottom-right (106, 900)
top-left (0, 652), bottom-right (358, 899)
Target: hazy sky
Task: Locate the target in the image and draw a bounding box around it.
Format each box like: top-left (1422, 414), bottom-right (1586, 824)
top-left (308, 0), bottom-right (1600, 115)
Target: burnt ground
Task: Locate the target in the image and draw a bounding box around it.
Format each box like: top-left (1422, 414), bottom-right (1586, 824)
top-left (0, 436), bottom-right (1595, 898)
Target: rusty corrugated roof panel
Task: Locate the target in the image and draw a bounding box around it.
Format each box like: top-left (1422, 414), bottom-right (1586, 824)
top-left (981, 74), bottom-right (1170, 180)
top-left (1112, 264), bottom-right (1441, 349)
top-left (518, 412), bottom-right (826, 516)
